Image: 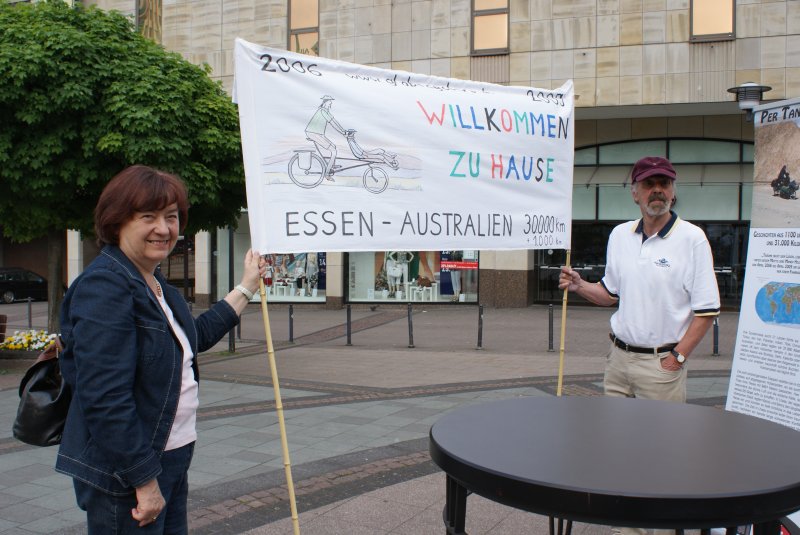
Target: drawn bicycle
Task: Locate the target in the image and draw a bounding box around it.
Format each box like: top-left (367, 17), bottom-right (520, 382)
top-left (287, 130), bottom-right (395, 194)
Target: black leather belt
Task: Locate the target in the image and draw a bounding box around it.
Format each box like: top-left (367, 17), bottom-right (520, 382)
top-left (609, 333), bottom-right (676, 354)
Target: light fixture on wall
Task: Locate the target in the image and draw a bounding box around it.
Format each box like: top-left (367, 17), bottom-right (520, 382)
top-left (727, 82), bottom-right (771, 122)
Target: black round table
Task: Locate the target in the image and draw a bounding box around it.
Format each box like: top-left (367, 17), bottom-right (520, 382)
top-left (429, 396), bottom-right (800, 534)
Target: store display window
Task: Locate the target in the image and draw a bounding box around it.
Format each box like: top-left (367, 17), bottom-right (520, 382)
top-left (348, 251), bottom-right (478, 303)
top-left (263, 252), bottom-right (326, 302)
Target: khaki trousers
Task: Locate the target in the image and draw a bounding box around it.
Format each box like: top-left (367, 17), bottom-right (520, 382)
top-left (605, 343), bottom-right (686, 534)
top-left (604, 343), bottom-right (686, 402)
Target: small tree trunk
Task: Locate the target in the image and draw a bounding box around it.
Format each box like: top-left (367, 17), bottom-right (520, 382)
top-left (47, 229), bottom-right (65, 334)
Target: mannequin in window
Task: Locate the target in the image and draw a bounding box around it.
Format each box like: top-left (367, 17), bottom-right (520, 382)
top-left (449, 251), bottom-right (463, 301)
top-left (385, 251), bottom-right (401, 296)
top-left (306, 253), bottom-right (319, 293)
top-left (395, 251), bottom-right (414, 287)
top-left (417, 251), bottom-right (436, 283)
top-left (263, 256), bottom-right (274, 288)
top-left (293, 260), bottom-right (306, 296)
top-left (277, 255), bottom-right (289, 278)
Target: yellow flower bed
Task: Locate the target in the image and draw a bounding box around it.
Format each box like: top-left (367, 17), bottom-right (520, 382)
top-left (0, 330), bottom-right (58, 351)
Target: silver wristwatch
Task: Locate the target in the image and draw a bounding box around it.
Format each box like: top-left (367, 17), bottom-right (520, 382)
top-left (670, 349), bottom-right (686, 364)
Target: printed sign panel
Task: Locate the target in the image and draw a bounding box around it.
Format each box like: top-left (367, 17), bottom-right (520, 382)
top-left (234, 39), bottom-right (574, 253)
top-left (726, 96), bottom-right (800, 431)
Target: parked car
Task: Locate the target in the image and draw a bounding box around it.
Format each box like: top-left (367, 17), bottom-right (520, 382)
top-left (0, 268), bottom-right (48, 304)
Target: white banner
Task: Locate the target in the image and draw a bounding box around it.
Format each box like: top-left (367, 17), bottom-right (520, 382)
top-left (234, 39), bottom-right (574, 253)
top-left (726, 96), bottom-right (800, 431)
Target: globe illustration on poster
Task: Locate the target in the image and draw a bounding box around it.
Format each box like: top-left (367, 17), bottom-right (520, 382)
top-left (755, 282), bottom-right (800, 326)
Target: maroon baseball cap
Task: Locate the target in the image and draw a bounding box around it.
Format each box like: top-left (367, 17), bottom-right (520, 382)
top-left (631, 156), bottom-right (677, 183)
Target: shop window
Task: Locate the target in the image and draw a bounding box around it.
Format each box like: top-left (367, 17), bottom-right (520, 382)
top-left (742, 144), bottom-right (754, 163)
top-left (472, 0), bottom-right (508, 55)
top-left (536, 222), bottom-right (748, 306)
top-left (586, 139), bottom-right (753, 166)
top-left (289, 0), bottom-right (319, 56)
top-left (669, 140), bottom-right (740, 164)
top-left (741, 183), bottom-right (753, 220)
top-left (698, 222), bottom-right (748, 306)
top-left (675, 184), bottom-right (740, 220)
top-left (347, 251), bottom-right (478, 303)
top-left (263, 253), bottom-right (326, 302)
top-left (598, 140), bottom-right (667, 165)
top-left (690, 0), bottom-right (734, 42)
top-left (572, 186), bottom-right (596, 220)
top-left (535, 224), bottom-right (615, 302)
top-left (575, 147), bottom-right (598, 166)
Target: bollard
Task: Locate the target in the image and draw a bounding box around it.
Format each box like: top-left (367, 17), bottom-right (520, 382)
top-left (476, 304), bottom-right (484, 350)
top-left (407, 303), bottom-right (415, 348)
top-left (237, 318), bottom-right (242, 340)
top-left (289, 304), bottom-right (294, 343)
top-left (548, 304), bottom-right (554, 352)
top-left (712, 317), bottom-right (719, 356)
top-left (27, 297), bottom-right (33, 329)
top-left (346, 304), bottom-right (352, 346)
top-left (228, 326), bottom-right (235, 353)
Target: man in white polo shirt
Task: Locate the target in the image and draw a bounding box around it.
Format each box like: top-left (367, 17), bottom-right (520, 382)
top-left (559, 156), bottom-right (720, 533)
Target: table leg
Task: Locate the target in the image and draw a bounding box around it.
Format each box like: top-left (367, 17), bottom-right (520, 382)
top-left (444, 475), bottom-right (468, 534)
top-left (752, 521), bottom-right (781, 535)
top-left (547, 517), bottom-right (573, 535)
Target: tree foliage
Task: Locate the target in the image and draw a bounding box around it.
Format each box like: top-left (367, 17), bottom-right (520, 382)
top-left (0, 0), bottom-right (245, 242)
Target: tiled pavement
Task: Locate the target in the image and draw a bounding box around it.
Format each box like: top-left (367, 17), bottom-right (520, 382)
top-left (0, 300), bottom-right (738, 534)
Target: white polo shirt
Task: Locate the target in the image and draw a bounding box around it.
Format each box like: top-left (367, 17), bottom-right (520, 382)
top-left (601, 212), bottom-right (720, 348)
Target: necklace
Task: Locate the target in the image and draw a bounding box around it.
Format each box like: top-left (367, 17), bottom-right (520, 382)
top-left (154, 280), bottom-right (163, 298)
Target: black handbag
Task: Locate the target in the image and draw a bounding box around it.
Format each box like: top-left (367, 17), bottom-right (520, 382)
top-left (13, 339), bottom-right (70, 447)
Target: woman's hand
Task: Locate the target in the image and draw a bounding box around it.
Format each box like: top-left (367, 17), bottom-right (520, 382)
top-left (224, 249), bottom-right (267, 314)
top-left (240, 249), bottom-right (265, 295)
top-left (131, 478), bottom-right (165, 527)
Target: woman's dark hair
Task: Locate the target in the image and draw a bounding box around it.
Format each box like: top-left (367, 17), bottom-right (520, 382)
top-left (94, 165), bottom-right (189, 246)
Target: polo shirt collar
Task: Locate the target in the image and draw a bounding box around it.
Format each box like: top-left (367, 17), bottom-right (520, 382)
top-left (634, 210), bottom-right (679, 240)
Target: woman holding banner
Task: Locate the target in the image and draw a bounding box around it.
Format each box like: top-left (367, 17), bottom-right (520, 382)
top-left (55, 165), bottom-right (265, 534)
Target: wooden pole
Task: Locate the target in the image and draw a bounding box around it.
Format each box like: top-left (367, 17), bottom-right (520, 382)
top-left (556, 250), bottom-right (571, 397)
top-left (258, 278), bottom-right (300, 534)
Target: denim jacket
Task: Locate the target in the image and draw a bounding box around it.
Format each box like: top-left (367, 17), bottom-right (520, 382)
top-left (55, 245), bottom-right (239, 496)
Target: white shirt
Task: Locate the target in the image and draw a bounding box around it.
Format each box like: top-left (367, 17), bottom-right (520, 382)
top-left (156, 293), bottom-right (198, 451)
top-left (601, 212), bottom-right (720, 347)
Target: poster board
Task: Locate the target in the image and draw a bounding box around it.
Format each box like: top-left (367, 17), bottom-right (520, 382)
top-left (233, 39), bottom-right (574, 253)
top-left (725, 97), bottom-right (800, 432)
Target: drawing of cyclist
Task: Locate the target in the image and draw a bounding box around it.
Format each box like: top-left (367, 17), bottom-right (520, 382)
top-left (305, 95), bottom-right (347, 181)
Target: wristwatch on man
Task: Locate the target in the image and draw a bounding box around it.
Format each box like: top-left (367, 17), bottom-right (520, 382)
top-left (670, 349), bottom-right (686, 364)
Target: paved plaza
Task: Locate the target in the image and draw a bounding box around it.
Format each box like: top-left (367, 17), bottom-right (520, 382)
top-left (0, 300), bottom-right (737, 534)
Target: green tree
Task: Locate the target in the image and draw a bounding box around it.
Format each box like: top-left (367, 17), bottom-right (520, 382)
top-left (0, 0), bottom-right (245, 332)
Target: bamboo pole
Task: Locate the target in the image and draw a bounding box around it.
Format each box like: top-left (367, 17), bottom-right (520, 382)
top-left (556, 250), bottom-right (571, 397)
top-left (258, 278), bottom-right (300, 534)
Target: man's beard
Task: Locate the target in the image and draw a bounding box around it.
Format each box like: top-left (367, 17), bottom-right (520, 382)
top-left (643, 193), bottom-right (671, 217)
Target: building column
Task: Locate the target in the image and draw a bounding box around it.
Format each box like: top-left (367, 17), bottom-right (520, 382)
top-left (478, 250), bottom-right (535, 307)
top-left (194, 231), bottom-right (211, 307)
top-left (67, 230), bottom-right (83, 285)
top-left (325, 252), bottom-right (344, 308)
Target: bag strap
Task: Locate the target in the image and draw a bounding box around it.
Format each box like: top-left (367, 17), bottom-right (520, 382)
top-left (35, 337), bottom-right (64, 364)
